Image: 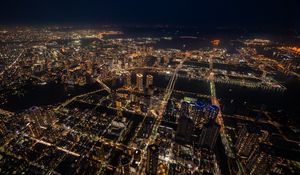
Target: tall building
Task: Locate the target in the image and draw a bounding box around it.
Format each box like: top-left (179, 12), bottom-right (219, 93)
top-left (235, 124), bottom-right (261, 157)
top-left (190, 100), bottom-right (206, 127)
top-left (146, 144), bottom-right (159, 175)
top-left (246, 144), bottom-right (274, 175)
top-left (198, 119), bottom-right (220, 150)
top-left (146, 74), bottom-right (153, 88)
top-left (136, 73), bottom-right (143, 92)
top-left (180, 101), bottom-right (190, 117)
top-left (175, 114), bottom-right (194, 143)
top-left (206, 105), bottom-right (219, 120)
top-left (125, 72), bottom-right (131, 87)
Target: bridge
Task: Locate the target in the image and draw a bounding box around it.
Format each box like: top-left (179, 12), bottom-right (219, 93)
top-left (208, 57), bottom-right (246, 175)
top-left (136, 57), bottom-right (186, 175)
top-left (0, 49), bottom-right (24, 76)
top-left (96, 76), bottom-right (112, 93)
top-left (55, 89), bottom-right (105, 111)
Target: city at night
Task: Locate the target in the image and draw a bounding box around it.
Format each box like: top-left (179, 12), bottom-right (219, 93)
top-left (0, 0), bottom-right (300, 175)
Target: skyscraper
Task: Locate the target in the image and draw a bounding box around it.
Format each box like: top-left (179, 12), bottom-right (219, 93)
top-left (146, 74), bottom-right (153, 89)
top-left (235, 124), bottom-right (261, 157)
top-left (180, 101), bottom-right (190, 117)
top-left (206, 105), bottom-right (219, 120)
top-left (190, 100), bottom-right (206, 127)
top-left (125, 72), bottom-right (131, 87)
top-left (136, 73), bottom-right (143, 92)
top-left (146, 144), bottom-right (159, 175)
top-left (175, 114), bottom-right (194, 143)
top-left (198, 119), bottom-right (220, 150)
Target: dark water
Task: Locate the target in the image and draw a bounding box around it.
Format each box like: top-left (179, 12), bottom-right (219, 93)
top-left (216, 78), bottom-right (300, 125)
top-left (0, 81), bottom-right (101, 112)
top-left (3, 71), bottom-right (299, 125)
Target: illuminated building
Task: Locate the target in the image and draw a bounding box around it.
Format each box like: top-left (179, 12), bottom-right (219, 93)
top-left (211, 39), bottom-right (221, 46)
top-left (116, 101), bottom-right (122, 108)
top-left (246, 144), bottom-right (274, 175)
top-left (190, 100), bottom-right (206, 127)
top-left (28, 123), bottom-right (42, 138)
top-left (146, 74), bottom-right (153, 88)
top-left (198, 119), bottom-right (220, 150)
top-left (180, 101), bottom-right (190, 116)
top-left (175, 114), bottom-right (194, 143)
top-left (235, 124), bottom-right (261, 157)
top-left (136, 73), bottom-right (143, 91)
top-left (206, 105), bottom-right (219, 120)
top-left (189, 101), bottom-right (219, 128)
top-left (163, 56), bottom-right (169, 65)
top-left (125, 72), bottom-right (131, 87)
top-left (146, 144), bottom-right (159, 175)
top-left (157, 163), bottom-right (168, 175)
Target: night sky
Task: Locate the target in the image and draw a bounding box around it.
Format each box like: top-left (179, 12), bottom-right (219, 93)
top-left (0, 0), bottom-right (299, 29)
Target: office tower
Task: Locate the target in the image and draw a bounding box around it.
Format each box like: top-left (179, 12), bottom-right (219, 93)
top-left (146, 144), bottom-right (159, 175)
top-left (119, 154), bottom-right (131, 175)
top-left (180, 101), bottom-right (190, 117)
top-left (175, 114), bottom-right (194, 143)
top-left (190, 100), bottom-right (206, 127)
top-left (198, 119), bottom-right (220, 150)
top-left (246, 144), bottom-right (274, 175)
top-left (146, 74), bottom-right (153, 88)
top-left (206, 105), bottom-right (219, 120)
top-left (235, 124), bottom-right (261, 157)
top-left (136, 73), bottom-right (143, 92)
top-left (125, 72), bottom-right (131, 87)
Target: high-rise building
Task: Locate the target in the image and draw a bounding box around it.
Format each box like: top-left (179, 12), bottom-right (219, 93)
top-left (146, 74), bottom-right (153, 88)
top-left (180, 101), bottom-right (190, 117)
top-left (175, 114), bottom-right (194, 143)
top-left (136, 73), bottom-right (143, 92)
top-left (190, 100), bottom-right (206, 127)
top-left (206, 105), bottom-right (219, 120)
top-left (246, 144), bottom-right (274, 175)
top-left (198, 120), bottom-right (220, 150)
top-left (125, 72), bottom-right (131, 87)
top-left (235, 124), bottom-right (261, 157)
top-left (146, 144), bottom-right (159, 175)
